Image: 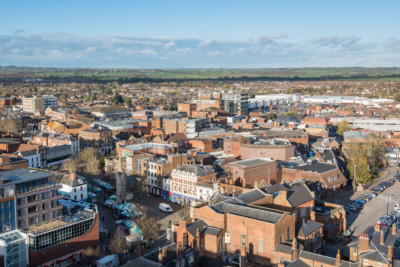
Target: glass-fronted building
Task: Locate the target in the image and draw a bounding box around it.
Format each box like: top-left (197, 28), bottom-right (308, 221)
top-left (0, 230), bottom-right (29, 267)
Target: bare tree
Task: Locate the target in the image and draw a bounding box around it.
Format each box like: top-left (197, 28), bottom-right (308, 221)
top-left (61, 157), bottom-right (79, 173)
top-left (80, 148), bottom-right (100, 176)
top-left (81, 246), bottom-right (99, 266)
top-left (137, 216), bottom-right (159, 243)
top-left (109, 226), bottom-right (130, 261)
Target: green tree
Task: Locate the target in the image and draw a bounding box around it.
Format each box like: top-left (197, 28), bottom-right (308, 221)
top-left (125, 98), bottom-right (132, 106)
top-left (99, 152), bottom-right (105, 169)
top-left (363, 134), bottom-right (385, 171)
top-left (264, 112), bottom-right (277, 121)
top-left (83, 95), bottom-right (90, 101)
top-left (336, 120), bottom-right (353, 135)
top-left (113, 93), bottom-right (124, 103)
top-left (80, 148), bottom-right (100, 176)
top-left (283, 108), bottom-right (298, 116)
top-left (347, 144), bottom-right (371, 184)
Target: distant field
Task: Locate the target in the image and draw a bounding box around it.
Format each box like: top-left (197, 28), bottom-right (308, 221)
top-left (1, 66), bottom-right (400, 82)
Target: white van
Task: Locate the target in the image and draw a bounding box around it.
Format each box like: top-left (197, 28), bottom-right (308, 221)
top-left (159, 203), bottom-right (173, 213)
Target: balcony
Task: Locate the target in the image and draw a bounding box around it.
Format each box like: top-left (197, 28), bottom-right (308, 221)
top-left (16, 182), bottom-right (61, 195)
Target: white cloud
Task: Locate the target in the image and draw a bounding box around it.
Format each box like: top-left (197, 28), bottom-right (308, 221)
top-left (86, 46), bottom-right (96, 52)
top-left (164, 41), bottom-right (176, 49)
top-left (208, 51), bottom-right (220, 56)
top-left (199, 38), bottom-right (214, 47)
top-left (251, 34), bottom-right (287, 45)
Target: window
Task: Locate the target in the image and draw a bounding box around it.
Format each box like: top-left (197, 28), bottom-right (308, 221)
top-left (52, 211), bottom-right (57, 218)
top-left (241, 234), bottom-right (246, 247)
top-left (74, 188), bottom-right (76, 193)
top-left (51, 201), bottom-right (56, 208)
top-left (28, 206), bottom-right (38, 214)
top-left (27, 195), bottom-right (38, 203)
top-left (353, 247), bottom-right (357, 255)
top-left (258, 238), bottom-right (263, 253)
top-left (42, 214), bottom-right (46, 221)
top-left (81, 194), bottom-right (83, 199)
top-left (42, 203), bottom-right (46, 210)
top-left (28, 217), bottom-right (39, 225)
top-left (301, 207), bottom-right (306, 218)
top-left (41, 192), bottom-right (46, 200)
top-left (74, 196), bottom-right (77, 200)
top-left (17, 198), bottom-right (22, 205)
top-left (17, 209), bottom-right (22, 216)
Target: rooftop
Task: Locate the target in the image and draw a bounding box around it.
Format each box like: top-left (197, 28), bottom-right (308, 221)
top-left (230, 158), bottom-right (273, 167)
top-left (0, 168), bottom-right (54, 185)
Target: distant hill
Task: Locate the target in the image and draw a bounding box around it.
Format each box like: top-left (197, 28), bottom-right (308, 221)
top-left (1, 66), bottom-right (400, 82)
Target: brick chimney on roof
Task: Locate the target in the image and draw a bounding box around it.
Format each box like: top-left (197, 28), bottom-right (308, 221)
top-left (336, 250), bottom-right (341, 267)
top-left (292, 238), bottom-right (298, 260)
top-left (393, 222), bottom-right (397, 235)
top-left (388, 243), bottom-right (394, 262)
top-left (70, 172), bottom-right (76, 180)
top-left (358, 233), bottom-right (369, 253)
top-left (374, 222), bottom-right (381, 232)
top-left (380, 230), bottom-right (385, 245)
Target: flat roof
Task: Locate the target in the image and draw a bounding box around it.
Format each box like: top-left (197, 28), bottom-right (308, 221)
top-left (232, 158), bottom-right (273, 167)
top-left (0, 168), bottom-right (53, 184)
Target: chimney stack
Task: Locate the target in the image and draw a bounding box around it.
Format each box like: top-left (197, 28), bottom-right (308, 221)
top-left (393, 222), bottom-right (397, 235)
top-left (254, 180), bottom-right (258, 188)
top-left (70, 172), bottom-right (77, 180)
top-left (380, 230), bottom-right (385, 245)
top-left (137, 243), bottom-right (142, 258)
top-left (374, 222), bottom-right (381, 232)
top-left (358, 233), bottom-right (370, 253)
top-left (242, 178), bottom-right (246, 187)
top-left (177, 243), bottom-right (183, 267)
top-left (196, 228), bottom-right (201, 257)
top-left (388, 243), bottom-right (394, 261)
top-left (336, 250), bottom-right (341, 267)
top-left (158, 250), bottom-right (164, 264)
top-left (292, 238), bottom-right (298, 260)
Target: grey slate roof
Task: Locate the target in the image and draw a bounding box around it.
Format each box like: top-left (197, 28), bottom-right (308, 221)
top-left (274, 243), bottom-right (294, 254)
top-left (296, 162), bottom-right (338, 173)
top-left (234, 189), bottom-right (268, 204)
top-left (298, 220), bottom-right (324, 237)
top-left (186, 219), bottom-right (208, 237)
top-left (299, 250), bottom-right (337, 266)
top-left (17, 149), bottom-right (38, 157)
top-left (286, 259), bottom-right (311, 267)
top-left (287, 183), bottom-right (314, 207)
top-left (60, 173), bottom-right (86, 187)
top-left (210, 202), bottom-right (284, 223)
top-left (204, 227), bottom-right (222, 236)
top-left (175, 164), bottom-right (215, 177)
top-left (359, 250), bottom-right (390, 264)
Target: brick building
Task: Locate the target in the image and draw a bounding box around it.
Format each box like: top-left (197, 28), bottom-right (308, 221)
top-left (224, 136), bottom-right (295, 161)
top-left (180, 189), bottom-right (297, 265)
top-left (170, 164), bottom-right (216, 206)
top-left (78, 128), bottom-right (112, 154)
top-left (225, 158), bottom-right (278, 186)
top-left (279, 161), bottom-right (347, 198)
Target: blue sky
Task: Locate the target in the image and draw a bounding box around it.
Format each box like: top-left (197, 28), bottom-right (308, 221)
top-left (1, 0), bottom-right (400, 68)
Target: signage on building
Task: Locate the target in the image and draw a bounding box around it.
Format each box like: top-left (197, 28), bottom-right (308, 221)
top-left (225, 232), bottom-right (230, 244)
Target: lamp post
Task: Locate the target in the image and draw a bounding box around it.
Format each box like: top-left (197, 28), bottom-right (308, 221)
top-left (387, 194), bottom-right (394, 215)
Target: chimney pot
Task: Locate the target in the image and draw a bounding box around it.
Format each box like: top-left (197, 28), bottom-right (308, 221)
top-left (388, 243), bottom-right (394, 261)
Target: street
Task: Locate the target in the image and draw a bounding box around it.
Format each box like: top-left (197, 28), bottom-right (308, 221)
top-left (347, 167), bottom-right (400, 236)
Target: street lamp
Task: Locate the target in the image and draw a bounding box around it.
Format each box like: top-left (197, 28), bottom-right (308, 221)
top-left (387, 194), bottom-right (394, 215)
